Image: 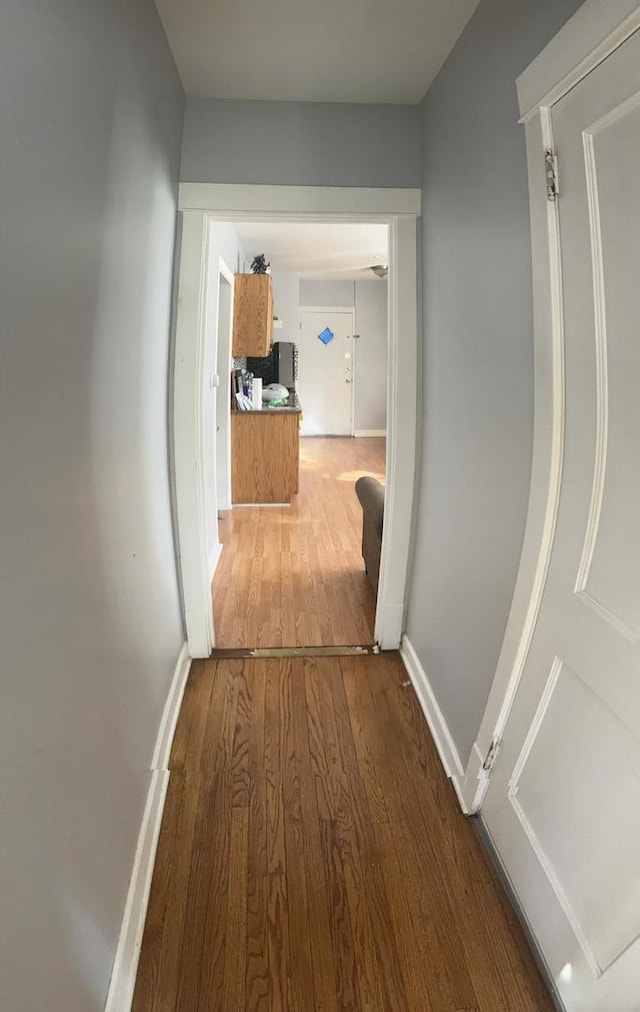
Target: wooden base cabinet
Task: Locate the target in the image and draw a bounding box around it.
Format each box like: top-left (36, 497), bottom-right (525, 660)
top-left (231, 412), bottom-right (299, 504)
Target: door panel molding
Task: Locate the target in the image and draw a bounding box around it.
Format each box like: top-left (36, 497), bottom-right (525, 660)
top-left (508, 653), bottom-right (640, 979)
top-left (506, 656), bottom-right (602, 980)
top-left (572, 130), bottom-right (609, 609)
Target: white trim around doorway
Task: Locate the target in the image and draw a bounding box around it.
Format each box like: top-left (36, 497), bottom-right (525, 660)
top-left (172, 184), bottom-right (420, 656)
top-left (215, 258), bottom-right (235, 512)
top-left (179, 183), bottom-right (420, 217)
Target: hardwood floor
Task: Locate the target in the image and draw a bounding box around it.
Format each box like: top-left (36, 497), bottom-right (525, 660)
top-left (212, 437), bottom-right (386, 648)
top-left (133, 653), bottom-right (554, 1012)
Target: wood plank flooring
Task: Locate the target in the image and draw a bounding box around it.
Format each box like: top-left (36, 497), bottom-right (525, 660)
top-left (133, 653), bottom-right (553, 1012)
top-left (212, 437), bottom-right (386, 649)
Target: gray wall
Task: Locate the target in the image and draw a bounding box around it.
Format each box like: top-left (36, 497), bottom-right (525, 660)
top-left (299, 280), bottom-right (388, 431)
top-left (181, 99), bottom-right (421, 187)
top-left (299, 280), bottom-right (356, 308)
top-left (0, 2), bottom-right (185, 1009)
top-left (405, 0), bottom-right (583, 765)
top-left (271, 272), bottom-right (301, 344)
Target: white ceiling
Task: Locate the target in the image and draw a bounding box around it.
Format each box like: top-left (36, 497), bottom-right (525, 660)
top-left (155, 0), bottom-right (480, 104)
top-left (233, 221), bottom-right (388, 281)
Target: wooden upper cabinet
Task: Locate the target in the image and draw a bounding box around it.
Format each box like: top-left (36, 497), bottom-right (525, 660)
top-left (232, 274), bottom-right (274, 357)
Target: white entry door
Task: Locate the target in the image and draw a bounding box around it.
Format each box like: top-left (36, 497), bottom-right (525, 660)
top-left (298, 309), bottom-right (354, 435)
top-left (483, 28), bottom-right (640, 1012)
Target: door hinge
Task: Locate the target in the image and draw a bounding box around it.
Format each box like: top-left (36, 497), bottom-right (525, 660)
top-left (545, 149), bottom-right (559, 201)
top-left (482, 739), bottom-right (500, 774)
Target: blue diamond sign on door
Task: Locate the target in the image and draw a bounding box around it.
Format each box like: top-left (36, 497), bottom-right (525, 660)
top-left (317, 327), bottom-right (335, 346)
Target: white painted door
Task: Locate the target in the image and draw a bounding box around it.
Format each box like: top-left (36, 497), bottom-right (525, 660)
top-left (483, 30), bottom-right (640, 1012)
top-left (298, 309), bottom-right (354, 435)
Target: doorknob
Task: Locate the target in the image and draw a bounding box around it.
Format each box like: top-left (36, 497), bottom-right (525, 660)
top-left (345, 379), bottom-right (352, 384)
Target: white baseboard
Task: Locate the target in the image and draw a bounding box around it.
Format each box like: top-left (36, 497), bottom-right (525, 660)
top-left (400, 636), bottom-right (468, 812)
top-left (455, 741), bottom-right (490, 815)
top-left (355, 429), bottom-right (386, 437)
top-left (105, 641), bottom-right (191, 1011)
top-left (104, 769), bottom-right (169, 1011)
top-left (376, 602), bottom-right (403, 650)
top-left (151, 642), bottom-right (191, 771)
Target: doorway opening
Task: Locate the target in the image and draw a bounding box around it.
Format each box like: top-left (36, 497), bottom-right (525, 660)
top-left (172, 185), bottom-right (419, 658)
top-left (212, 221), bottom-right (390, 649)
top-left (214, 434), bottom-right (386, 648)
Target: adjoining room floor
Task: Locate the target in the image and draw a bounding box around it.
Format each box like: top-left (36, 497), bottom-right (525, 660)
top-left (133, 653), bottom-right (553, 1011)
top-left (212, 437), bottom-right (386, 648)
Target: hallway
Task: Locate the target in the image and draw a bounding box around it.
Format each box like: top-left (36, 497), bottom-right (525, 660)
top-left (133, 653), bottom-right (552, 1010)
top-left (212, 437), bottom-right (385, 648)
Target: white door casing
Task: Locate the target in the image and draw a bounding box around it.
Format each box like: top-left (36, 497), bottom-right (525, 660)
top-left (172, 212), bottom-right (215, 657)
top-left (476, 8), bottom-right (640, 1012)
top-left (298, 308), bottom-right (355, 435)
top-left (172, 185), bottom-right (420, 655)
top-left (202, 244), bottom-right (223, 579)
top-left (215, 260), bottom-right (234, 511)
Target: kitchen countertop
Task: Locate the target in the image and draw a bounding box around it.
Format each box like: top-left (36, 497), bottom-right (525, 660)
top-left (234, 394), bottom-right (302, 415)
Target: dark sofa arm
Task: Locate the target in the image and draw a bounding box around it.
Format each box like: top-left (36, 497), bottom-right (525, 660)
top-left (355, 476), bottom-right (385, 593)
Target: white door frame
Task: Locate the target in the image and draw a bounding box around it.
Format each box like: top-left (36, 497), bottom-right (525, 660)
top-left (298, 306), bottom-right (356, 436)
top-left (173, 184), bottom-right (420, 656)
top-left (456, 0), bottom-right (640, 813)
top-left (215, 258), bottom-right (234, 511)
